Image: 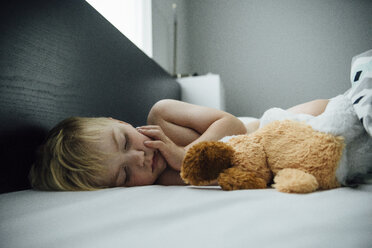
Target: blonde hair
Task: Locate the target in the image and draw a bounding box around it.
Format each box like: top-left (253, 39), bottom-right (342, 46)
top-left (29, 117), bottom-right (113, 191)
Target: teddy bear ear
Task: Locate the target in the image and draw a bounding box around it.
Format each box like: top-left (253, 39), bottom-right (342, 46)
top-left (180, 141), bottom-right (234, 186)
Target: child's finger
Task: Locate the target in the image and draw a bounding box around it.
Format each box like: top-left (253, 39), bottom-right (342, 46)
top-left (143, 140), bottom-right (165, 149)
top-left (136, 125), bottom-right (161, 130)
top-left (137, 128), bottom-right (167, 141)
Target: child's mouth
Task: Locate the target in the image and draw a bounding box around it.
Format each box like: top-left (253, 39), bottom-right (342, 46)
top-left (151, 151), bottom-right (158, 172)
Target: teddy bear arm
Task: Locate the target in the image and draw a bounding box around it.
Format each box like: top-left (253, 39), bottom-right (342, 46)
top-left (273, 168), bottom-right (319, 193)
top-left (218, 167), bottom-right (269, 191)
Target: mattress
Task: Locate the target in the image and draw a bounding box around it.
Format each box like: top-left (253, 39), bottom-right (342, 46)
top-left (1, 184), bottom-right (371, 248)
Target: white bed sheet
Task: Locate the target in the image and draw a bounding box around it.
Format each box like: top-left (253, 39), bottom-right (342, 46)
top-left (1, 185), bottom-right (372, 248)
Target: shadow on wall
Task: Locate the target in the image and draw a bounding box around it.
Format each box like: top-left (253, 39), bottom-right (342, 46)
top-left (0, 126), bottom-right (47, 193)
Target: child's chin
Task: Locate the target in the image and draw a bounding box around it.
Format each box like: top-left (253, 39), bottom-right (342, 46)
top-left (156, 162), bottom-right (167, 176)
top-left (156, 156), bottom-right (167, 172)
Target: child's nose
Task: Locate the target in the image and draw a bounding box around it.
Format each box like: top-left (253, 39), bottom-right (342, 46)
top-left (131, 150), bottom-right (145, 167)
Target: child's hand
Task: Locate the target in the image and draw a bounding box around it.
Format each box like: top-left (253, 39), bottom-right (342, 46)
top-left (136, 125), bottom-right (185, 171)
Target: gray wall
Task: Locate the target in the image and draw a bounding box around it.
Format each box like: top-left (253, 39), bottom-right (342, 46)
top-left (153, 0), bottom-right (372, 117)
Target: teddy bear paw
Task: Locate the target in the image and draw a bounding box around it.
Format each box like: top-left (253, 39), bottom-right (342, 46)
top-left (273, 168), bottom-right (319, 193)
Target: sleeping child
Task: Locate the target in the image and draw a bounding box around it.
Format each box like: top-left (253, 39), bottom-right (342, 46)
top-left (29, 98), bottom-right (328, 190)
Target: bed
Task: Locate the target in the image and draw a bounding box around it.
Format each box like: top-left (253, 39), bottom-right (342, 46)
top-left (1, 185), bottom-right (372, 248)
top-left (1, 1), bottom-right (371, 248)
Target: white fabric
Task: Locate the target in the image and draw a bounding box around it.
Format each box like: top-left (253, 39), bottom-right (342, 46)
top-left (1, 185), bottom-right (372, 248)
top-left (259, 108), bottom-right (313, 129)
top-left (348, 49), bottom-right (372, 137)
top-left (237, 116), bottom-right (259, 124)
top-left (350, 49), bottom-right (372, 87)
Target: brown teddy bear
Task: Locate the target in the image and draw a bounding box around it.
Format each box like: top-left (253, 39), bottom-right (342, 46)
top-left (180, 120), bottom-right (345, 193)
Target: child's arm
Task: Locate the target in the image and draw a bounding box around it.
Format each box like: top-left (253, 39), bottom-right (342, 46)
top-left (147, 99), bottom-right (247, 149)
top-left (141, 99), bottom-right (246, 171)
top-left (287, 99), bottom-right (329, 116)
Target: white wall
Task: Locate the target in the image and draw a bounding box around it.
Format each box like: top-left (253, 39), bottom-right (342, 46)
top-left (87, 0), bottom-right (153, 57)
top-left (153, 0), bottom-right (372, 117)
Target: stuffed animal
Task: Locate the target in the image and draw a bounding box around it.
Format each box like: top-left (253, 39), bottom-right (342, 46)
top-left (181, 94), bottom-right (372, 193)
top-left (181, 119), bottom-right (344, 193)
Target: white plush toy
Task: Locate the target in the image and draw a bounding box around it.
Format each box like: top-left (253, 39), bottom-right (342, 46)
top-left (260, 50), bottom-right (372, 186)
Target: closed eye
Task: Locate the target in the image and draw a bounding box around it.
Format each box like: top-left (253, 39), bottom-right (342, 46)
top-left (124, 134), bottom-right (130, 150)
top-left (123, 166), bottom-right (130, 184)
